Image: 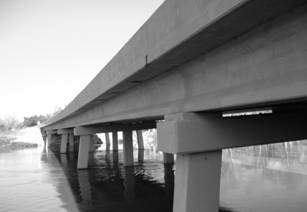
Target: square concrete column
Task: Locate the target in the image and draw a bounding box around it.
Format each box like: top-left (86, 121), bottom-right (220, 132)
top-left (105, 133), bottom-right (111, 151)
top-left (68, 133), bottom-right (74, 152)
top-left (89, 135), bottom-right (95, 152)
top-left (123, 130), bottom-right (134, 166)
top-left (112, 131), bottom-right (118, 151)
top-left (136, 130), bottom-right (144, 150)
top-left (163, 153), bottom-right (174, 164)
top-left (173, 151), bottom-right (222, 212)
top-left (47, 133), bottom-right (53, 147)
top-left (77, 135), bottom-right (91, 169)
top-left (60, 133), bottom-right (68, 154)
top-left (46, 130), bottom-right (57, 147)
top-left (138, 149), bottom-right (144, 163)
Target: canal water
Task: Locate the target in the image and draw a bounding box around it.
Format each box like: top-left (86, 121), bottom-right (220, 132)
top-left (0, 141), bottom-right (307, 212)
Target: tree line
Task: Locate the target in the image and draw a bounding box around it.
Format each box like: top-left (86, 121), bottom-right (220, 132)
top-left (0, 108), bottom-right (63, 132)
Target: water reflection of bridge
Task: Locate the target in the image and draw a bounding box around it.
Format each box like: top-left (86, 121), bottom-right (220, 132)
top-left (41, 0), bottom-right (307, 211)
top-left (45, 149), bottom-right (175, 212)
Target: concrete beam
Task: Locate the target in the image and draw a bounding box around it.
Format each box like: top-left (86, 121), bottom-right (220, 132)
top-left (43, 4), bottom-right (307, 131)
top-left (157, 112), bottom-right (307, 154)
top-left (42, 0), bottom-right (306, 130)
top-left (46, 130), bottom-right (57, 135)
top-left (74, 122), bottom-right (156, 136)
top-left (57, 129), bottom-right (73, 134)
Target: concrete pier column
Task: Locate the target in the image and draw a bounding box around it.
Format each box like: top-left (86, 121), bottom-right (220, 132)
top-left (136, 130), bottom-right (144, 150)
top-left (89, 135), bottom-right (95, 152)
top-left (47, 133), bottom-right (52, 147)
top-left (105, 133), bottom-right (111, 151)
top-left (163, 153), bottom-right (174, 164)
top-left (77, 135), bottom-right (91, 169)
top-left (138, 149), bottom-right (144, 163)
top-left (46, 130), bottom-right (57, 147)
top-left (68, 133), bottom-right (74, 152)
top-left (58, 129), bottom-right (74, 154)
top-left (60, 133), bottom-right (68, 154)
top-left (41, 130), bottom-right (47, 147)
top-left (174, 151), bottom-right (222, 212)
top-left (112, 131), bottom-right (118, 151)
top-left (123, 130), bottom-right (134, 166)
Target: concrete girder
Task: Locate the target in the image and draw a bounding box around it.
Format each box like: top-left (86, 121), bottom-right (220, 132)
top-left (41, 0), bottom-right (306, 130)
top-left (46, 130), bottom-right (57, 135)
top-left (57, 129), bottom-right (73, 134)
top-left (157, 112), bottom-right (307, 154)
top-left (74, 122), bottom-right (156, 136)
top-left (43, 3), bottom-right (307, 131)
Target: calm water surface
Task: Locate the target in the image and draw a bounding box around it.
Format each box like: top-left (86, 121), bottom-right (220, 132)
top-left (0, 141), bottom-right (307, 212)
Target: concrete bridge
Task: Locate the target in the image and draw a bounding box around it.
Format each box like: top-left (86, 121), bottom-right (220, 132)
top-left (40, 0), bottom-right (307, 211)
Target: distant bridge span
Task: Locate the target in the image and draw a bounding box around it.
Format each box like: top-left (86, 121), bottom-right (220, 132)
top-left (41, 0), bottom-right (307, 211)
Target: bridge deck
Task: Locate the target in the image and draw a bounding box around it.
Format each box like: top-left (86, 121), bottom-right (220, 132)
top-left (43, 0), bottom-right (307, 130)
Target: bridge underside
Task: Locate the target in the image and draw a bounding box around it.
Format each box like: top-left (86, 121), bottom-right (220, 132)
top-left (41, 1), bottom-right (307, 212)
top-left (45, 4), bottom-right (307, 130)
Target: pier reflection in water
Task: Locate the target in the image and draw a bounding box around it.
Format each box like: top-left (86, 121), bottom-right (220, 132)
top-left (54, 149), bottom-right (174, 212)
top-left (0, 140), bottom-right (307, 211)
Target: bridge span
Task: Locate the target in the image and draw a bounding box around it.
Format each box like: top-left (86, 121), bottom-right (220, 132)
top-left (41, 0), bottom-right (307, 211)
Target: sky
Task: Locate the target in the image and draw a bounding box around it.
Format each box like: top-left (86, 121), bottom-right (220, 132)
top-left (0, 0), bottom-right (164, 121)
